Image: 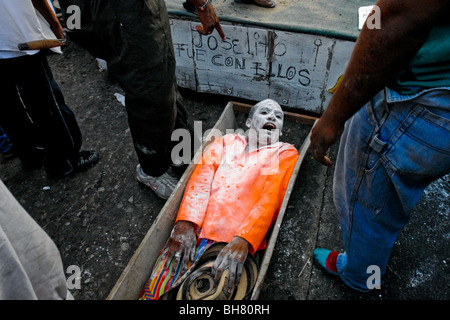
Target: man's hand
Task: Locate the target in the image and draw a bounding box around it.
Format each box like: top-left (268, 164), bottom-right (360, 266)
top-left (160, 220), bottom-right (197, 274)
top-left (212, 236), bottom-right (250, 293)
top-left (309, 112), bottom-right (345, 167)
top-left (188, 0), bottom-right (226, 40)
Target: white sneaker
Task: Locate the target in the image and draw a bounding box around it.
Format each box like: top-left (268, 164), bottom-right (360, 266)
top-left (135, 164), bottom-right (178, 199)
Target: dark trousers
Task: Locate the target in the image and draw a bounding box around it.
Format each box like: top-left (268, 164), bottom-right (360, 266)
top-left (60, 0), bottom-right (193, 177)
top-left (0, 52), bottom-right (82, 177)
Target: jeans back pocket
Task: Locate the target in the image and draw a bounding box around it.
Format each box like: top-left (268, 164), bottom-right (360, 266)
top-left (386, 106), bottom-right (450, 179)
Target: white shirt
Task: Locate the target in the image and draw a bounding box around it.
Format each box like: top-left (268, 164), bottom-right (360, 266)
top-left (0, 0), bottom-right (61, 59)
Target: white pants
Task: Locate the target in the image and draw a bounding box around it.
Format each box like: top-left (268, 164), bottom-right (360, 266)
top-left (0, 180), bottom-right (73, 300)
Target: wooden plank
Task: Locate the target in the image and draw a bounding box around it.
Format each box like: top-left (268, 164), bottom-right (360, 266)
top-left (170, 19), bottom-right (196, 89)
top-left (169, 19), bottom-right (355, 113)
top-left (267, 30), bottom-right (336, 111)
top-left (283, 110), bottom-right (318, 126)
top-left (232, 101), bottom-right (319, 126)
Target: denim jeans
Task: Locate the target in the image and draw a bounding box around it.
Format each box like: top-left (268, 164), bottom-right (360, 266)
top-left (333, 88), bottom-right (450, 291)
top-left (0, 126), bottom-right (13, 155)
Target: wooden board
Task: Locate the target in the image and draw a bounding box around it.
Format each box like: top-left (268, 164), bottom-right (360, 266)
top-left (169, 19), bottom-right (355, 114)
top-left (107, 102), bottom-right (315, 300)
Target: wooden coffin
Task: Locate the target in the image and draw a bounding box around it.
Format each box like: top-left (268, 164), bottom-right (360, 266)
top-left (107, 101), bottom-right (316, 300)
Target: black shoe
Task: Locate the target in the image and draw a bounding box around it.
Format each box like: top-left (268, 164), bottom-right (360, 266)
top-left (1, 148), bottom-right (16, 160)
top-left (47, 150), bottom-right (99, 180)
top-left (76, 150), bottom-right (99, 172)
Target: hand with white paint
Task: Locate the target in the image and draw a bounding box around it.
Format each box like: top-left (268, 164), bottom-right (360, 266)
top-left (161, 220), bottom-right (197, 274)
top-left (212, 236), bottom-right (250, 293)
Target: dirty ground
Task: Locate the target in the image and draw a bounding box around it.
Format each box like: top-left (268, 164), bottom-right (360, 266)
top-left (0, 40), bottom-right (448, 301)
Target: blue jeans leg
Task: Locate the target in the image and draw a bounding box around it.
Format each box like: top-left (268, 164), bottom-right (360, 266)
top-left (0, 126), bottom-right (13, 155)
top-left (333, 90), bottom-right (450, 291)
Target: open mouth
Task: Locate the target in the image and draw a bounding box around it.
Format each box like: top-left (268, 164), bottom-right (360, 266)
top-left (262, 123), bottom-right (276, 131)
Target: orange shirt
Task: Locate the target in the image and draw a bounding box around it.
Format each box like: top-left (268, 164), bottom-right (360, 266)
top-left (176, 134), bottom-right (299, 254)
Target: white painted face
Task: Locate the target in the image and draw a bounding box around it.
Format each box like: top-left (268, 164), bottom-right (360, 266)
top-left (246, 99), bottom-right (284, 147)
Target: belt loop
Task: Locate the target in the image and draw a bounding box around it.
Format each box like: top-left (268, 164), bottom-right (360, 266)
top-left (379, 89), bottom-right (390, 128)
top-left (368, 90), bottom-right (390, 132)
top-left (367, 96), bottom-right (379, 130)
top-left (369, 133), bottom-right (386, 153)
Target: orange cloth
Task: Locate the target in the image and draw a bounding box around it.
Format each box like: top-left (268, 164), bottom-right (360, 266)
top-left (176, 134), bottom-right (299, 254)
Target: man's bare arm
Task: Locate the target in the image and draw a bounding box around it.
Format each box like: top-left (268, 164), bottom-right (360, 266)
top-left (186, 0), bottom-right (225, 40)
top-left (31, 0), bottom-right (65, 39)
top-left (310, 0), bottom-right (450, 166)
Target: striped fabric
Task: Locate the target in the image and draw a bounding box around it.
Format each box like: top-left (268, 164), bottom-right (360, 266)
top-left (139, 239), bottom-right (214, 300)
